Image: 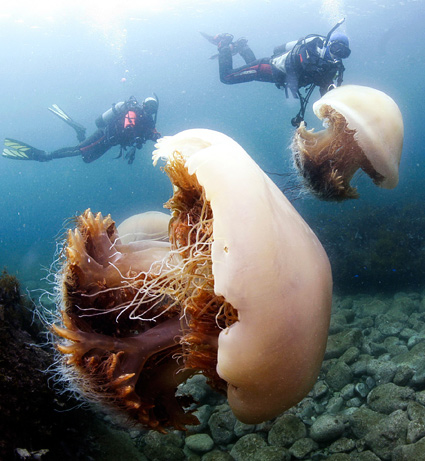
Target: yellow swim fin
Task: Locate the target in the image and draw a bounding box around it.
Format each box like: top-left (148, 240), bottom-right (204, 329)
top-left (2, 138), bottom-right (47, 161)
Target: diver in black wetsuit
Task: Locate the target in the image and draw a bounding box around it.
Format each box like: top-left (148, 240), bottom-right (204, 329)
top-left (2, 96), bottom-right (161, 165)
top-left (202, 20), bottom-right (351, 126)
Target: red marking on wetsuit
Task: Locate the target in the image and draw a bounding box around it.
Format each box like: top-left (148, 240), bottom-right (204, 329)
top-left (228, 62), bottom-right (273, 78)
top-left (259, 64), bottom-right (273, 74)
top-left (79, 135), bottom-right (106, 152)
top-left (299, 54), bottom-right (303, 63)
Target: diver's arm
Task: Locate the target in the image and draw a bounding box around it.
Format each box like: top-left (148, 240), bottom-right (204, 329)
top-left (336, 63), bottom-right (345, 86)
top-left (320, 69), bottom-right (340, 96)
top-left (147, 129), bottom-right (161, 142)
top-left (319, 84), bottom-right (331, 96)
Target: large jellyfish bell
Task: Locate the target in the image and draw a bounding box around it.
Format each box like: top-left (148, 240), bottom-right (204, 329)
top-left (51, 129), bottom-right (332, 431)
top-left (292, 85), bottom-right (404, 201)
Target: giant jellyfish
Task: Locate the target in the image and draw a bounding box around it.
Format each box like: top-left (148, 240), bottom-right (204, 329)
top-left (52, 129), bottom-right (332, 431)
top-left (292, 85), bottom-right (404, 201)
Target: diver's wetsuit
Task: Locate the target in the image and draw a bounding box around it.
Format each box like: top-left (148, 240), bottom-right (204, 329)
top-left (49, 130), bottom-right (109, 161)
top-left (50, 100), bottom-right (160, 163)
top-left (2, 97), bottom-right (161, 164)
top-left (219, 36), bottom-right (345, 97)
top-left (219, 45), bottom-right (275, 84)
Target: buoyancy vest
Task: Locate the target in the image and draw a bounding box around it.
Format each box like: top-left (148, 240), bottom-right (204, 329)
top-left (124, 110), bottom-right (137, 128)
top-left (271, 35), bottom-right (342, 95)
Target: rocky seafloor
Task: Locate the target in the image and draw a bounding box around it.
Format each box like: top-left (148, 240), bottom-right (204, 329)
top-left (4, 273), bottom-right (425, 460)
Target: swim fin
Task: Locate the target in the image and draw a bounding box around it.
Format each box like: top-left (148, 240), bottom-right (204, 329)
top-left (2, 138), bottom-right (50, 161)
top-left (200, 31), bottom-right (221, 45)
top-left (200, 31), bottom-right (241, 60)
top-left (48, 104), bottom-right (86, 142)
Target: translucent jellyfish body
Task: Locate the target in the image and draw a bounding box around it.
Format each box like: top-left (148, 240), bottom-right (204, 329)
top-left (292, 85), bottom-right (404, 201)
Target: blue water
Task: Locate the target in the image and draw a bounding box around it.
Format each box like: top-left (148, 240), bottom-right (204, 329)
top-left (0, 0), bottom-right (424, 293)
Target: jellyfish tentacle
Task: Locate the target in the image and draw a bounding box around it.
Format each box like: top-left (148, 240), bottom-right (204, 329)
top-left (54, 208), bottom-right (203, 430)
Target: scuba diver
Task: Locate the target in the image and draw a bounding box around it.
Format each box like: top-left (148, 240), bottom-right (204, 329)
top-left (202, 19), bottom-right (351, 127)
top-left (2, 95), bottom-right (161, 164)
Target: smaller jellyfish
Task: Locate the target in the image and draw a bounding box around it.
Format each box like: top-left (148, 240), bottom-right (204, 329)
top-left (117, 211), bottom-right (170, 244)
top-left (291, 85), bottom-right (404, 201)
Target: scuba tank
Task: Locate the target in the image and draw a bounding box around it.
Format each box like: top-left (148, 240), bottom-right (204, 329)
top-left (95, 101), bottom-right (127, 129)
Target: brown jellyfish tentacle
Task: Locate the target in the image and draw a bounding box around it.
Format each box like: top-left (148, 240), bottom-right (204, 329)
top-left (292, 105), bottom-right (383, 201)
top-left (53, 209), bottom-right (199, 431)
top-left (160, 152), bottom-right (238, 393)
top-left (52, 314), bottom-right (182, 404)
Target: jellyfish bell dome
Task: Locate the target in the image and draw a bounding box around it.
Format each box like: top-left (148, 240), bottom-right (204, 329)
top-left (117, 210), bottom-right (171, 245)
top-left (314, 85), bottom-right (404, 188)
top-left (292, 84), bottom-right (404, 201)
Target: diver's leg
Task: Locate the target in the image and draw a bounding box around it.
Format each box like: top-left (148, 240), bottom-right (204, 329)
top-left (219, 46), bottom-right (262, 84)
top-left (79, 129), bottom-right (111, 163)
top-left (220, 56), bottom-right (275, 84)
top-left (48, 129), bottom-right (109, 162)
top-left (233, 39), bottom-right (256, 64)
top-left (239, 46), bottom-right (256, 64)
top-left (218, 45), bottom-right (237, 83)
top-left (50, 147), bottom-right (81, 159)
top-left (48, 104), bottom-right (87, 142)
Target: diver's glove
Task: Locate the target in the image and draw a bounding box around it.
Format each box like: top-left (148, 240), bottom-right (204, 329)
top-left (291, 114), bottom-right (305, 128)
top-left (125, 145), bottom-right (137, 164)
top-left (134, 137), bottom-right (144, 149)
top-left (152, 131), bottom-right (161, 142)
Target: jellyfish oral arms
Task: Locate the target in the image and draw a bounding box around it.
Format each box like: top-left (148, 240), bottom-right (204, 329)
top-left (291, 85), bottom-right (404, 201)
top-left (52, 210), bottom-right (196, 431)
top-left (52, 128), bottom-right (332, 431)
